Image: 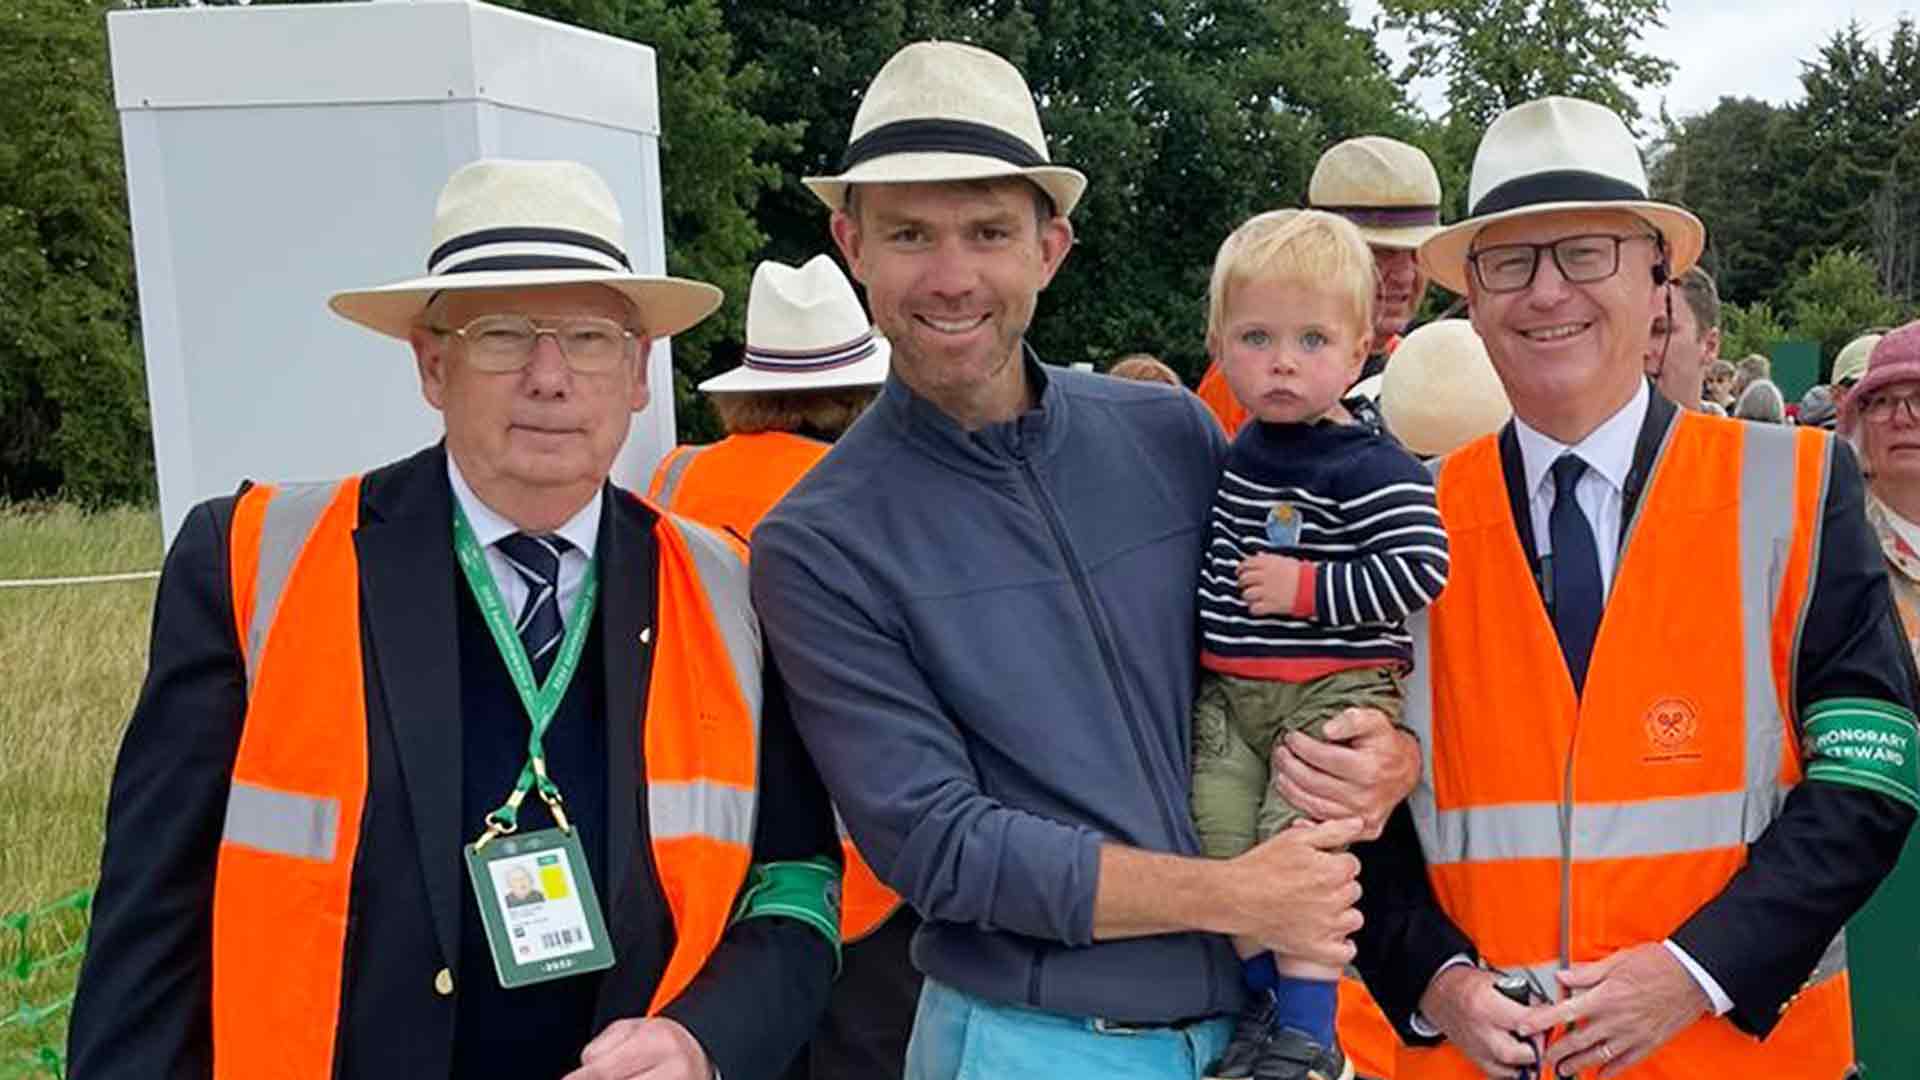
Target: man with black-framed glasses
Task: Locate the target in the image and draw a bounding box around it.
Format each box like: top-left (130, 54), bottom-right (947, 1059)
top-left (1348, 97), bottom-right (1918, 1080)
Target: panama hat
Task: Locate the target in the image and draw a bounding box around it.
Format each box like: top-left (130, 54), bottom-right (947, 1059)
top-left (329, 159), bottom-right (722, 341)
top-left (1379, 319), bottom-right (1513, 457)
top-left (1309, 136), bottom-right (1444, 250)
top-left (1833, 332), bottom-right (1884, 387)
top-left (699, 255), bottom-right (890, 393)
top-left (1417, 97), bottom-right (1705, 296)
top-left (804, 41), bottom-right (1086, 218)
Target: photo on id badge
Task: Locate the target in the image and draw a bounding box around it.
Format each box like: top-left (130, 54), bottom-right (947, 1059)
top-left (491, 851), bottom-right (593, 963)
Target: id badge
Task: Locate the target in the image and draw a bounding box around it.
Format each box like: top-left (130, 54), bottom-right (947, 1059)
top-left (1265, 502), bottom-right (1304, 549)
top-left (464, 827), bottom-right (616, 988)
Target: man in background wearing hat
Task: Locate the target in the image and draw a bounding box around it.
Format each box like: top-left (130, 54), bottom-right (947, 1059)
top-left (1199, 136), bottom-right (1444, 436)
top-left (752, 41), bottom-right (1421, 1079)
top-left (1644, 266), bottom-right (1723, 414)
top-left (1833, 330), bottom-right (1885, 412)
top-left (69, 160), bottom-right (841, 1080)
top-left (1349, 97), bottom-right (1918, 1080)
top-left (649, 253), bottom-right (917, 1080)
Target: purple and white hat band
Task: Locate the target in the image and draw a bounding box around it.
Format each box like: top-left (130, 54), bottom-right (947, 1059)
top-left (744, 330), bottom-right (879, 374)
top-left (1317, 204), bottom-right (1442, 229)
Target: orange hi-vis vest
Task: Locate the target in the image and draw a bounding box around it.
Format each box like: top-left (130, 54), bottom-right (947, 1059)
top-left (210, 478), bottom-right (762, 1079)
top-left (649, 432), bottom-right (905, 944)
top-left (1395, 414), bottom-right (1851, 1080)
top-left (648, 432), bottom-right (830, 543)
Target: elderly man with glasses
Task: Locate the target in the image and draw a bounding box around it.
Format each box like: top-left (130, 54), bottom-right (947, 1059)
top-left (70, 160), bottom-right (842, 1080)
top-left (1349, 99), bottom-right (1919, 1080)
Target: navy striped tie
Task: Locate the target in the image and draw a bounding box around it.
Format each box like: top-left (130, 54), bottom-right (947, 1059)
top-left (494, 532), bottom-right (571, 680)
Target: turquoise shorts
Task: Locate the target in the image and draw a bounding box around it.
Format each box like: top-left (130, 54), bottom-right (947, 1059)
top-left (905, 978), bottom-right (1233, 1079)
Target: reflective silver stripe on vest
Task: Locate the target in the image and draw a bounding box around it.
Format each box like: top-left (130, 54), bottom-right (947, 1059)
top-left (646, 516), bottom-right (763, 853)
top-left (1424, 787), bottom-right (1786, 866)
top-left (244, 481), bottom-right (341, 689)
top-left (222, 780), bottom-right (340, 861)
top-left (654, 446), bottom-right (705, 508)
top-left (649, 779), bottom-right (756, 845)
top-left (666, 515), bottom-right (765, 722)
top-left (1810, 930), bottom-right (1846, 985)
top-left (1740, 424), bottom-right (1801, 816)
top-left (1404, 457), bottom-right (1443, 842)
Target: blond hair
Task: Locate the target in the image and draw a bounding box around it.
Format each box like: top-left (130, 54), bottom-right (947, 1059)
top-left (1108, 353), bottom-right (1182, 386)
top-left (1206, 209), bottom-right (1375, 349)
top-left (710, 386), bottom-right (879, 437)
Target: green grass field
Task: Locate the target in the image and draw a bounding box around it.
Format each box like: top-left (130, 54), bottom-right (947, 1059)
top-left (0, 503), bottom-right (162, 1077)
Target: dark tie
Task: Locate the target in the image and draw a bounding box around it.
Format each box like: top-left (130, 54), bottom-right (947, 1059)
top-left (1549, 454), bottom-right (1604, 695)
top-left (494, 532), bottom-right (572, 680)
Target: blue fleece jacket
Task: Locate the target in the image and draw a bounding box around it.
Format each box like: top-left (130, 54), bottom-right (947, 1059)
top-left (751, 357), bottom-right (1244, 1024)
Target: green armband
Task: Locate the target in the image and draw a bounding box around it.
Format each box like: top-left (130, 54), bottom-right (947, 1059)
top-left (732, 857), bottom-right (843, 968)
top-left (1803, 698), bottom-right (1920, 811)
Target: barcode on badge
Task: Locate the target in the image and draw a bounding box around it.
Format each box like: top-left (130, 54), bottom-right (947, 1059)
top-left (540, 928), bottom-right (581, 950)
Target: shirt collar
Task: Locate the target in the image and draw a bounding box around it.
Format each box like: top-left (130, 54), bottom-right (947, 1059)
top-left (1871, 494), bottom-right (1920, 575)
top-left (1513, 379), bottom-right (1649, 501)
top-left (446, 453), bottom-right (602, 557)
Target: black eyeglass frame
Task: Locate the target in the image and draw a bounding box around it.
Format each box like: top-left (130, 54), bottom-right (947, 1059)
top-left (1465, 232), bottom-right (1663, 295)
top-left (1860, 391), bottom-right (1920, 424)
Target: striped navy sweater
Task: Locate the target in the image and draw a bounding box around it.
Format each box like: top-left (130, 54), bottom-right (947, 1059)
top-left (1199, 418), bottom-right (1448, 680)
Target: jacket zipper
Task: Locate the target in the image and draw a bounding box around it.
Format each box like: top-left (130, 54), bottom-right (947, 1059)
top-left (1014, 454), bottom-right (1185, 845)
top-left (1013, 429), bottom-right (1219, 1011)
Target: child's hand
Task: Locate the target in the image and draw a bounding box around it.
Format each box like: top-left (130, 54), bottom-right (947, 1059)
top-left (1239, 553), bottom-right (1306, 616)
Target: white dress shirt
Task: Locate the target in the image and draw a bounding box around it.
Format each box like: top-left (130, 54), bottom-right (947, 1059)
top-left (447, 455), bottom-right (600, 620)
top-left (1412, 380), bottom-right (1733, 1030)
top-left (1511, 378), bottom-right (1647, 590)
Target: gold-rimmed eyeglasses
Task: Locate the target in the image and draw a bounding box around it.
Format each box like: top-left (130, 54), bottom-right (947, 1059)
top-left (429, 314), bottom-right (639, 373)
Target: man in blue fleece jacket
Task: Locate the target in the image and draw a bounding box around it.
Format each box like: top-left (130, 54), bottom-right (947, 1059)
top-left (751, 41), bottom-right (1423, 1080)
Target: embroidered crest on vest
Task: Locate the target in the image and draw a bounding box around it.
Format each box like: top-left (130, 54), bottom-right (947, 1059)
top-left (1643, 696), bottom-right (1702, 762)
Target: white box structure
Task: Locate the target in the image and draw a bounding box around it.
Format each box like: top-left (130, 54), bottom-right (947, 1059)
top-left (110, 0), bottom-right (679, 542)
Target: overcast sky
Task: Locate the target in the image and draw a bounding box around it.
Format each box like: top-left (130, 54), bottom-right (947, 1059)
top-left (1347, 0), bottom-right (1920, 122)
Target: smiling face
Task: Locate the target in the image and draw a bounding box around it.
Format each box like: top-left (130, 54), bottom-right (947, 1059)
top-left (410, 283), bottom-right (648, 525)
top-left (831, 179), bottom-right (1073, 429)
top-left (1465, 209), bottom-right (1663, 443)
top-left (1370, 245), bottom-right (1427, 347)
top-left (1214, 277), bottom-right (1369, 425)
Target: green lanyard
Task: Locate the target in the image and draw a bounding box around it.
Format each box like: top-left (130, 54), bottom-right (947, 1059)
top-left (452, 504), bottom-right (599, 848)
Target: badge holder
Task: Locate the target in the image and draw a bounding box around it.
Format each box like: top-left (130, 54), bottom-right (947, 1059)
top-left (453, 505), bottom-right (616, 989)
top-left (465, 791), bottom-right (615, 988)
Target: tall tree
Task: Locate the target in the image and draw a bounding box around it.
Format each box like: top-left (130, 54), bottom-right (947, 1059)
top-left (501, 0), bottom-right (799, 442)
top-left (1376, 0), bottom-right (1674, 133)
top-left (1649, 97), bottom-right (1810, 307)
top-left (725, 1), bottom-right (1415, 382)
top-left (1652, 18), bottom-right (1920, 310)
top-left (0, 0), bottom-right (152, 503)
